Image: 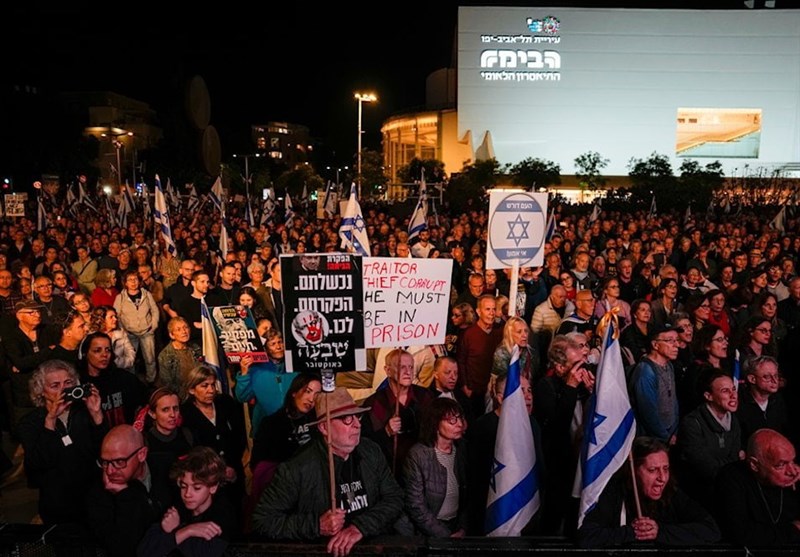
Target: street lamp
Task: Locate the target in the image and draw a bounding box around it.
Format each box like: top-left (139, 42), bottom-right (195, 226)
top-left (232, 153), bottom-right (261, 193)
top-left (325, 165), bottom-right (349, 185)
top-left (354, 92), bottom-right (377, 196)
top-left (100, 127), bottom-right (133, 187)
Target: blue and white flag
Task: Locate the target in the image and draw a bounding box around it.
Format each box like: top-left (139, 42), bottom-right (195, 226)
top-left (37, 195), bottom-right (49, 231)
top-left (485, 345), bottom-right (540, 537)
top-left (103, 193), bottom-right (117, 228)
top-left (285, 193), bottom-right (295, 228)
top-left (545, 207), bottom-right (556, 241)
top-left (141, 182), bottom-right (151, 222)
top-left (209, 176), bottom-right (224, 212)
top-left (732, 349), bottom-right (741, 391)
top-left (219, 215), bottom-right (230, 260)
top-left (201, 299), bottom-right (229, 395)
top-left (323, 181), bottom-right (337, 218)
top-left (65, 184), bottom-right (78, 216)
top-left (154, 174), bottom-right (176, 255)
top-left (588, 203), bottom-right (601, 224)
top-left (577, 318), bottom-right (636, 528)
top-left (245, 197), bottom-right (256, 228)
top-left (260, 188), bottom-right (275, 227)
top-left (339, 183), bottom-right (371, 256)
top-left (647, 195), bottom-right (657, 221)
top-left (771, 206), bottom-right (786, 233)
top-left (408, 170), bottom-right (427, 244)
top-left (78, 180), bottom-right (98, 213)
top-left (118, 183), bottom-right (135, 229)
top-left (187, 183), bottom-right (201, 213)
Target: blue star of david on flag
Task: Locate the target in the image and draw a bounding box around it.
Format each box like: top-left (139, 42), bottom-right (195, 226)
top-left (506, 214), bottom-right (530, 247)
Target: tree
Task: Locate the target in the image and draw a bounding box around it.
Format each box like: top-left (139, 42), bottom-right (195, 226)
top-left (397, 158), bottom-right (446, 184)
top-left (357, 149), bottom-right (389, 197)
top-left (274, 164), bottom-right (324, 200)
top-left (574, 151), bottom-right (609, 191)
top-left (506, 157), bottom-right (561, 189)
top-left (627, 152), bottom-right (676, 208)
top-left (444, 158), bottom-right (502, 214)
top-left (677, 159), bottom-right (724, 210)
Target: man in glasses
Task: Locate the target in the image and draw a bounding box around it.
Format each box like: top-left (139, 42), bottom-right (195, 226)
top-left (254, 387), bottom-right (403, 557)
top-left (86, 425), bottom-right (161, 557)
top-left (629, 322), bottom-right (682, 444)
top-left (33, 275), bottom-right (71, 326)
top-left (736, 355), bottom-right (791, 446)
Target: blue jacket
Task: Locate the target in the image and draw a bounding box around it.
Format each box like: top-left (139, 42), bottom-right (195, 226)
top-left (629, 357), bottom-right (679, 441)
top-left (234, 360), bottom-right (297, 437)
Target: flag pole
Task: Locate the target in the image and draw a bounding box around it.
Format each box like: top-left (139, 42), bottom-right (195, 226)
top-left (628, 451), bottom-right (643, 519)
top-left (321, 369), bottom-right (336, 512)
top-left (508, 260), bottom-right (520, 318)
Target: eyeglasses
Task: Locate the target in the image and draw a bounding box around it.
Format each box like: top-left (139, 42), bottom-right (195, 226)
top-left (656, 338), bottom-right (679, 345)
top-left (335, 414), bottom-right (363, 426)
top-left (35, 283), bottom-right (53, 289)
top-left (97, 447), bottom-right (143, 469)
top-left (711, 336), bottom-right (728, 343)
top-left (755, 327), bottom-right (772, 334)
top-left (19, 309), bottom-right (41, 315)
top-left (755, 374), bottom-right (779, 383)
top-left (444, 415), bottom-right (465, 425)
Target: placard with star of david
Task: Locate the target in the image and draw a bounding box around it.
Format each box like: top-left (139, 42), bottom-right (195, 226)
top-left (486, 191), bottom-right (548, 269)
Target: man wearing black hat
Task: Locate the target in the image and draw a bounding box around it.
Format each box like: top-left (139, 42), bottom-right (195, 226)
top-left (253, 387), bottom-right (403, 556)
top-left (628, 322), bottom-right (682, 444)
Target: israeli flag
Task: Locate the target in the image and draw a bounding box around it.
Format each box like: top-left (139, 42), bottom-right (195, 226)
top-left (408, 169), bottom-right (427, 244)
top-left (485, 346), bottom-right (540, 537)
top-left (37, 194), bottom-right (49, 232)
top-left (338, 183), bottom-right (371, 256)
top-left (544, 207), bottom-right (556, 241)
top-left (154, 175), bottom-right (176, 255)
top-left (577, 319), bottom-right (636, 527)
top-left (209, 176), bottom-right (224, 212)
top-left (201, 299), bottom-right (229, 395)
top-left (187, 184), bottom-right (201, 213)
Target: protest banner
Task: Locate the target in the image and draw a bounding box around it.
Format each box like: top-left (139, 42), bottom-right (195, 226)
top-left (4, 193), bottom-right (27, 217)
top-left (208, 305), bottom-right (268, 364)
top-left (281, 253), bottom-right (365, 372)
top-left (362, 257), bottom-right (451, 348)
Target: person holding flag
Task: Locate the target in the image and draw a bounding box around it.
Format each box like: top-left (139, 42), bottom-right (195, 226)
top-left (577, 437), bottom-right (720, 547)
top-left (484, 345), bottom-right (542, 537)
top-left (467, 352), bottom-right (543, 535)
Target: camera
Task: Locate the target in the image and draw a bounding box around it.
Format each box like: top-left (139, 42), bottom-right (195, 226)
top-left (63, 383), bottom-right (94, 403)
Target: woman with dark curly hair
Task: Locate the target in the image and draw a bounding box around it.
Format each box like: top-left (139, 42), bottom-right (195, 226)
top-left (577, 437), bottom-right (720, 547)
top-left (403, 397), bottom-right (468, 537)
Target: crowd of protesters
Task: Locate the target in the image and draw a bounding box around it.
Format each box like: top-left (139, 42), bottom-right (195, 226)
top-left (0, 187), bottom-right (799, 556)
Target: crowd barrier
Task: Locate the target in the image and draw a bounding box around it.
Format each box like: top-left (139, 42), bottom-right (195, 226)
top-left (1, 525), bottom-right (799, 557)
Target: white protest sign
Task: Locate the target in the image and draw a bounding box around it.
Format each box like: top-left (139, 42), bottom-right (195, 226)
top-left (486, 190), bottom-right (548, 269)
top-left (4, 194), bottom-right (26, 217)
top-left (362, 257), bottom-right (451, 348)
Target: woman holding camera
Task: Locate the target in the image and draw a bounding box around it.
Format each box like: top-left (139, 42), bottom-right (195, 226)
top-left (17, 359), bottom-right (106, 526)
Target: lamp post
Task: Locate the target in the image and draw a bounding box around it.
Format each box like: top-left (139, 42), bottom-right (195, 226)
top-left (232, 153), bottom-right (261, 194)
top-left (101, 127), bottom-right (133, 187)
top-left (326, 165), bottom-right (349, 185)
top-left (354, 92), bottom-right (377, 196)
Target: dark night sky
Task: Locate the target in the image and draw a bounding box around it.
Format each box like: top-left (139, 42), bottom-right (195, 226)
top-left (5, 1), bottom-right (795, 167)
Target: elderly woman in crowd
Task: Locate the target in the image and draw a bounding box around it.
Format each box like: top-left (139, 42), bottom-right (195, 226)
top-left (18, 360), bottom-right (105, 526)
top-left (234, 329), bottom-right (294, 437)
top-left (403, 397), bottom-right (468, 538)
top-left (578, 437), bottom-right (720, 547)
top-left (157, 316), bottom-right (202, 397)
